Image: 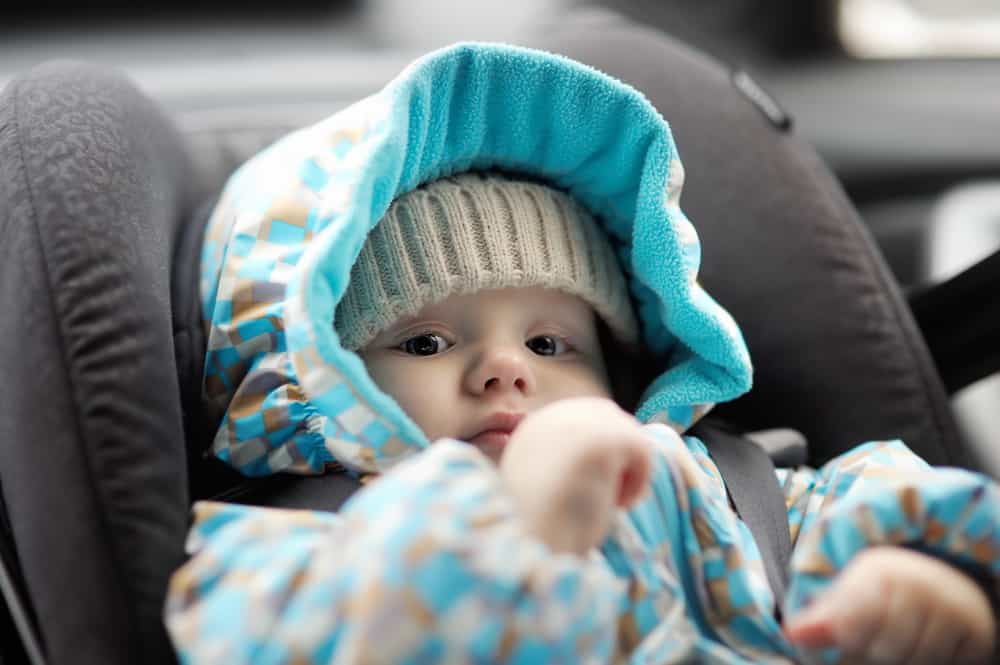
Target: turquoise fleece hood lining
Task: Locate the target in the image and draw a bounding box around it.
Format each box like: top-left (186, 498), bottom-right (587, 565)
top-left (200, 42), bottom-right (752, 476)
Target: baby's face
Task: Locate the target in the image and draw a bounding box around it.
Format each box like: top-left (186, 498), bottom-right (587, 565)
top-left (359, 286), bottom-right (613, 463)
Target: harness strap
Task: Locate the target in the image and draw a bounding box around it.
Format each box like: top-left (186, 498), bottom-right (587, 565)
top-left (691, 421), bottom-right (793, 610)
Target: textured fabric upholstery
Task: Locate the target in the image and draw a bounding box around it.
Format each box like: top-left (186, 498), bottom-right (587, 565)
top-left (0, 61), bottom-right (197, 665)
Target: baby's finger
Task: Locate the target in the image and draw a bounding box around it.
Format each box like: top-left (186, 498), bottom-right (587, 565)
top-left (615, 434), bottom-right (653, 508)
top-left (782, 611), bottom-right (835, 648)
top-left (786, 558), bottom-right (885, 656)
top-left (853, 574), bottom-right (924, 665)
top-left (907, 609), bottom-right (961, 665)
top-left (953, 632), bottom-right (996, 665)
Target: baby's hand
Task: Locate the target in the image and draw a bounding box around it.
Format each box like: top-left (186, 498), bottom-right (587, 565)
top-left (499, 397), bottom-right (652, 556)
top-left (784, 546), bottom-right (996, 664)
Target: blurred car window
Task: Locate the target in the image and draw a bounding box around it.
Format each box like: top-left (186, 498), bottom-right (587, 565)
top-left (838, 0), bottom-right (1000, 58)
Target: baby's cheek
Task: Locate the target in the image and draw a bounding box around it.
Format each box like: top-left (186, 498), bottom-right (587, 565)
top-left (550, 365), bottom-right (614, 402)
top-left (362, 358), bottom-right (457, 440)
top-left (389, 380), bottom-right (459, 441)
top-left (387, 387), bottom-right (433, 436)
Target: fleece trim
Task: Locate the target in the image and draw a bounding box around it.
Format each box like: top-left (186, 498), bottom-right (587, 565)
top-left (200, 42), bottom-right (752, 476)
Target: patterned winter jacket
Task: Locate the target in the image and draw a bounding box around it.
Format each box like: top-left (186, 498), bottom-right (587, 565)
top-left (164, 43), bottom-right (1000, 664)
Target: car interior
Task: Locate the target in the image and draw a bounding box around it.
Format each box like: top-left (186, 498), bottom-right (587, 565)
top-left (2, 1), bottom-right (999, 663)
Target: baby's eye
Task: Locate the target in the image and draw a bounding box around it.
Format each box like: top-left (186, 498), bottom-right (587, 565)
top-left (400, 333), bottom-right (452, 356)
top-left (526, 334), bottom-right (569, 356)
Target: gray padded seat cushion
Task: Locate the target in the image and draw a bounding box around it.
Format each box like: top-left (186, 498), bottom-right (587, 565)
top-left (524, 12), bottom-right (966, 467)
top-left (0, 61), bottom-right (195, 665)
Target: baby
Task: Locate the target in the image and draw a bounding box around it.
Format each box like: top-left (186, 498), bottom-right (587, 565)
top-left (340, 174), bottom-right (653, 555)
top-left (343, 173), bottom-right (995, 663)
top-left (167, 43), bottom-right (999, 664)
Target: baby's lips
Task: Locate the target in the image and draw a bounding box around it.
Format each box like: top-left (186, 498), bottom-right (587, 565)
top-left (463, 412), bottom-right (525, 442)
top-left (468, 430), bottom-right (512, 450)
top-left (463, 412), bottom-right (527, 461)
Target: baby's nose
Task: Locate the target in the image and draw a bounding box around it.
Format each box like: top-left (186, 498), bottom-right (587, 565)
top-left (465, 347), bottom-right (536, 396)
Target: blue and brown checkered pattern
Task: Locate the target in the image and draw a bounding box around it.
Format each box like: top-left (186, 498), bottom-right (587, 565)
top-left (199, 99), bottom-right (417, 476)
top-left (166, 426), bottom-right (1000, 663)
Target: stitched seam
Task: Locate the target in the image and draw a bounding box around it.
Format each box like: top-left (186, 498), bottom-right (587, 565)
top-left (13, 72), bottom-right (138, 652)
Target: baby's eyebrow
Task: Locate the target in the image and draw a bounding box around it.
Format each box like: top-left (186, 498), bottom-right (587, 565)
top-left (384, 317), bottom-right (447, 337)
top-left (538, 308), bottom-right (597, 327)
top-left (532, 318), bottom-right (601, 343)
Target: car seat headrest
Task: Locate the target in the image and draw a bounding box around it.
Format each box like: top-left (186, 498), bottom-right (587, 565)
top-left (524, 11), bottom-right (965, 467)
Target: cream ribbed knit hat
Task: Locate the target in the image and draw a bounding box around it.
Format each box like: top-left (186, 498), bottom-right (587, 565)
top-left (335, 172), bottom-right (638, 351)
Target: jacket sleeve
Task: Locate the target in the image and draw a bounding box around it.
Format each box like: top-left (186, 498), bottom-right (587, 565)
top-left (779, 439), bottom-right (1000, 619)
top-left (603, 425), bottom-right (798, 664)
top-left (164, 440), bottom-right (626, 665)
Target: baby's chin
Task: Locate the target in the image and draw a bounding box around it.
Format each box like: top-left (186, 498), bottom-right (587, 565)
top-left (466, 439), bottom-right (506, 465)
top-left (479, 445), bottom-right (505, 465)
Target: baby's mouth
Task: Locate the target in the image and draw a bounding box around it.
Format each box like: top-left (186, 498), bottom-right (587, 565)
top-left (469, 431), bottom-right (512, 448)
top-left (465, 412), bottom-right (525, 454)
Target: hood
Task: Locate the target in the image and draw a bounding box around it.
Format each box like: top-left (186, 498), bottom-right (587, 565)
top-left (200, 42), bottom-right (753, 477)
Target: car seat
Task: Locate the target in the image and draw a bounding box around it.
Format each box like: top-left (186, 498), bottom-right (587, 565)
top-left (0, 9), bottom-right (994, 665)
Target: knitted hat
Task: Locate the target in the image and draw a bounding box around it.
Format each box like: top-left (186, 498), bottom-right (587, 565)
top-left (335, 172), bottom-right (639, 351)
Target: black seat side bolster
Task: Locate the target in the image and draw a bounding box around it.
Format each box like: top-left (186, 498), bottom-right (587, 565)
top-left (172, 196), bottom-right (225, 500)
top-left (0, 62), bottom-right (195, 665)
top-left (524, 13), bottom-right (965, 470)
top-left (0, 483), bottom-right (45, 665)
top-left (218, 472), bottom-right (364, 512)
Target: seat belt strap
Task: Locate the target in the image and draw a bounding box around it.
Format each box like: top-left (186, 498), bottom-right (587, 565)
top-left (691, 421), bottom-right (793, 608)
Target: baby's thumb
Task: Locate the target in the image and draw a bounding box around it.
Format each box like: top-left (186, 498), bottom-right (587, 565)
top-left (615, 435), bottom-right (653, 509)
top-left (784, 566), bottom-right (867, 650)
top-left (784, 599), bottom-right (837, 648)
